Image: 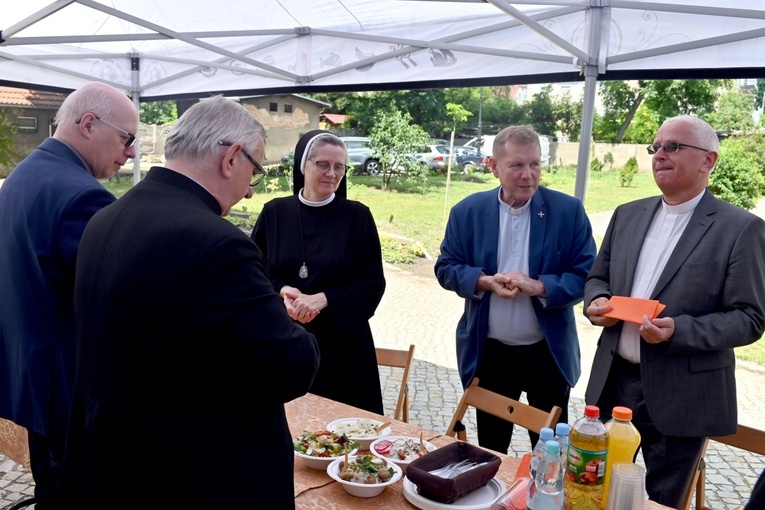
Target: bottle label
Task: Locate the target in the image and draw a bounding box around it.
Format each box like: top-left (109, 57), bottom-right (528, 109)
top-left (565, 444), bottom-right (607, 486)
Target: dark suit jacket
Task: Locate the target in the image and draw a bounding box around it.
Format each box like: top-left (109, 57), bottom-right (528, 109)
top-left (63, 167), bottom-right (320, 509)
top-left (435, 186), bottom-right (597, 389)
top-left (585, 190), bottom-right (765, 437)
top-left (0, 138), bottom-right (115, 437)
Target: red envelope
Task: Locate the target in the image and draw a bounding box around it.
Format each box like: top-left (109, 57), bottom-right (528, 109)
top-left (601, 296), bottom-right (666, 324)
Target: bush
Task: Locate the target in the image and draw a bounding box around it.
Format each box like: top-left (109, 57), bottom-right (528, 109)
top-left (603, 152), bottom-right (614, 170)
top-left (618, 157), bottom-right (638, 187)
top-left (709, 138), bottom-right (764, 210)
top-left (590, 157), bottom-right (604, 173)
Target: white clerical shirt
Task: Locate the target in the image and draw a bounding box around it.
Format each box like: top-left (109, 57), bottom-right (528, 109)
top-left (617, 190), bottom-right (705, 362)
top-left (487, 189), bottom-right (544, 345)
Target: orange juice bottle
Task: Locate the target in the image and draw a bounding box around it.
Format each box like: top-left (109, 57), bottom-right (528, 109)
top-left (564, 405), bottom-right (609, 510)
top-left (600, 406), bottom-right (641, 508)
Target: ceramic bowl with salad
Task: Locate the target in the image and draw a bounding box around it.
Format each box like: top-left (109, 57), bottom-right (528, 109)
top-left (327, 454), bottom-right (403, 498)
top-left (293, 429), bottom-right (360, 470)
top-left (369, 435), bottom-right (437, 472)
top-left (326, 417), bottom-right (391, 450)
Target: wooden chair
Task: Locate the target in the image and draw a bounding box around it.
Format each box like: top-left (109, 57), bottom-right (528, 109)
top-left (680, 424), bottom-right (765, 510)
top-left (445, 377), bottom-right (562, 441)
top-left (375, 344), bottom-right (416, 423)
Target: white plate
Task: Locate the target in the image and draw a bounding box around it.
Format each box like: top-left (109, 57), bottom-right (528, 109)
top-left (326, 417), bottom-right (391, 450)
top-left (402, 476), bottom-right (506, 510)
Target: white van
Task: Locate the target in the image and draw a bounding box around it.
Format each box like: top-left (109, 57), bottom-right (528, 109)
top-left (466, 133), bottom-right (550, 166)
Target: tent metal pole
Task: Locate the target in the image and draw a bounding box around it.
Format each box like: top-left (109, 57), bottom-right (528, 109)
top-left (574, 2), bottom-right (604, 204)
top-left (131, 56), bottom-right (142, 185)
top-left (575, 65), bottom-right (597, 203)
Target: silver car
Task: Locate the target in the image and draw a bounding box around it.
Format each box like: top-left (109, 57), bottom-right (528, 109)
top-left (339, 136), bottom-right (380, 175)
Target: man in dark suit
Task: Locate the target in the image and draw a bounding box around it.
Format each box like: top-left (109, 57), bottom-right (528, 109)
top-left (0, 81), bottom-right (138, 508)
top-left (585, 115), bottom-right (765, 508)
top-left (62, 96), bottom-right (320, 509)
top-left (435, 125), bottom-right (597, 453)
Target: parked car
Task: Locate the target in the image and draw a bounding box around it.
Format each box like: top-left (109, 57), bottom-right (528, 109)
top-left (339, 136), bottom-right (380, 175)
top-left (452, 145), bottom-right (487, 173)
top-left (411, 144), bottom-right (451, 172)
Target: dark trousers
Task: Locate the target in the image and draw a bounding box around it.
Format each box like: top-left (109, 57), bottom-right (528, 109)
top-left (596, 355), bottom-right (706, 509)
top-left (474, 338), bottom-right (570, 454)
top-left (28, 429), bottom-right (66, 509)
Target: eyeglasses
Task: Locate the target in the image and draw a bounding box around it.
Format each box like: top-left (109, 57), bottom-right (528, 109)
top-left (646, 141), bottom-right (709, 155)
top-left (218, 141), bottom-right (266, 186)
top-left (308, 159), bottom-right (348, 175)
top-left (76, 114), bottom-right (136, 148)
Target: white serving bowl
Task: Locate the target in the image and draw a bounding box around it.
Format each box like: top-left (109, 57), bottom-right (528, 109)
top-left (327, 454), bottom-right (403, 498)
top-left (369, 435), bottom-right (437, 472)
top-left (294, 446), bottom-right (359, 470)
top-left (326, 417), bottom-right (391, 450)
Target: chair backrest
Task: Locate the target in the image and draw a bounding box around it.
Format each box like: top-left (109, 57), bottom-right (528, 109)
top-left (375, 344), bottom-right (415, 423)
top-left (681, 424), bottom-right (765, 510)
top-left (445, 377), bottom-right (562, 441)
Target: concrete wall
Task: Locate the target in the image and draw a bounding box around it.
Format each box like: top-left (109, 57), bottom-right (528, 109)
top-left (551, 142), bottom-right (653, 173)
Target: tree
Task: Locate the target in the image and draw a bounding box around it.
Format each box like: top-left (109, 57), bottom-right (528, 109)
top-left (367, 108), bottom-right (429, 190)
top-left (553, 92), bottom-right (583, 141)
top-left (705, 90), bottom-right (756, 134)
top-left (522, 85), bottom-right (557, 136)
top-left (753, 79), bottom-right (765, 111)
top-left (140, 101), bottom-right (178, 125)
top-left (0, 110), bottom-right (17, 177)
top-left (709, 138), bottom-right (765, 210)
top-left (598, 80), bottom-right (726, 142)
top-left (443, 103), bottom-right (472, 219)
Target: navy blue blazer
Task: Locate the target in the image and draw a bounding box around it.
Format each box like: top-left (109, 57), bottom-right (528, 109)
top-left (0, 138), bottom-right (116, 436)
top-left (435, 186), bottom-right (596, 389)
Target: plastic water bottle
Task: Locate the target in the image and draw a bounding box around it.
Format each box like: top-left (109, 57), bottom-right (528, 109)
top-left (534, 440), bottom-right (564, 510)
top-left (564, 405), bottom-right (609, 510)
top-left (554, 423), bottom-right (571, 468)
top-left (527, 427), bottom-right (554, 509)
top-left (600, 406), bottom-right (641, 508)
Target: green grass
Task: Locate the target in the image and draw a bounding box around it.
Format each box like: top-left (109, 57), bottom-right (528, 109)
top-left (102, 166), bottom-right (765, 367)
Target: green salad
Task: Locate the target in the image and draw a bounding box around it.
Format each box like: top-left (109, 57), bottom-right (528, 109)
top-left (293, 429), bottom-right (360, 458)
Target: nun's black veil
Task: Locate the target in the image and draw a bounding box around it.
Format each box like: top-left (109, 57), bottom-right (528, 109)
top-left (291, 130), bottom-right (348, 197)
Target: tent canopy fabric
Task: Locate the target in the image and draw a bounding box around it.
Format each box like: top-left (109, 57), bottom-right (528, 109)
top-left (3, 1), bottom-right (765, 197)
top-left (4, 1), bottom-right (765, 99)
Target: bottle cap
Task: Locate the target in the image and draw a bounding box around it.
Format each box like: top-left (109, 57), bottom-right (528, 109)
top-left (584, 405), bottom-right (600, 418)
top-left (555, 423), bottom-right (570, 436)
top-left (545, 440), bottom-right (560, 454)
top-left (612, 406), bottom-right (633, 420)
top-left (540, 427), bottom-right (554, 441)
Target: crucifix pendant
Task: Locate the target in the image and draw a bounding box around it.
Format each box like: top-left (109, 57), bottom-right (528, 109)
top-left (299, 263), bottom-right (308, 279)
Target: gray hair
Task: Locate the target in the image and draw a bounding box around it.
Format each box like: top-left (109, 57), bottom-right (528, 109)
top-left (165, 96), bottom-right (265, 162)
top-left (662, 115), bottom-right (720, 153)
top-left (306, 133), bottom-right (346, 161)
top-left (54, 82), bottom-right (122, 126)
top-left (493, 125), bottom-right (541, 159)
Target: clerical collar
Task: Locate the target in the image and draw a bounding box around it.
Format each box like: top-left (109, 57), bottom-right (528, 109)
top-left (662, 189), bottom-right (704, 215)
top-left (497, 189), bottom-right (530, 215)
top-left (298, 189), bottom-right (335, 207)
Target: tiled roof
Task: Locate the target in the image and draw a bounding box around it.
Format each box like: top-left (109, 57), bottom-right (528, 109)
top-left (321, 113), bottom-right (348, 125)
top-left (0, 87), bottom-right (66, 108)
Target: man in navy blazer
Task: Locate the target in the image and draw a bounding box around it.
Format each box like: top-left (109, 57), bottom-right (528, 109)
top-left (584, 116), bottom-right (765, 508)
top-left (435, 125), bottom-right (596, 453)
top-left (0, 82), bottom-right (138, 508)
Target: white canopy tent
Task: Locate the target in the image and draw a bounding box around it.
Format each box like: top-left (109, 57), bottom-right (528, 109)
top-left (3, 0), bottom-right (765, 198)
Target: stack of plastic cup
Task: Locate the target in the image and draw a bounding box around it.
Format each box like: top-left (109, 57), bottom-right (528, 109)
top-left (605, 463), bottom-right (646, 510)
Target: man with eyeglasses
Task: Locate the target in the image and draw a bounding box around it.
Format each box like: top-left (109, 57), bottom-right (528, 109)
top-left (61, 96), bottom-right (319, 509)
top-left (0, 81), bottom-right (138, 509)
top-left (583, 115), bottom-right (765, 508)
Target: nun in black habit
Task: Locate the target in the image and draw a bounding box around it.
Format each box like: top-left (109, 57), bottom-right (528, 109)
top-left (252, 130), bottom-right (386, 414)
